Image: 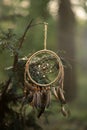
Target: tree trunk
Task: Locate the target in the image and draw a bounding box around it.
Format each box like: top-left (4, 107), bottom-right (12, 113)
top-left (58, 0), bottom-right (77, 101)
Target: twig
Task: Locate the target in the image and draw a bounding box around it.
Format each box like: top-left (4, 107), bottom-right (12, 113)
top-left (29, 22), bottom-right (44, 28)
top-left (18, 19), bottom-right (33, 50)
top-left (13, 19), bottom-right (33, 70)
top-left (13, 53), bottom-right (19, 70)
top-left (13, 20), bottom-right (45, 70)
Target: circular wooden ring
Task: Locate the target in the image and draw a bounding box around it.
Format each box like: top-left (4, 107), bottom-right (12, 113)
top-left (25, 49), bottom-right (63, 87)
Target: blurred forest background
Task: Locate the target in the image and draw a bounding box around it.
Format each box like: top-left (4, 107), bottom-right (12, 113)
top-left (0, 0), bottom-right (87, 130)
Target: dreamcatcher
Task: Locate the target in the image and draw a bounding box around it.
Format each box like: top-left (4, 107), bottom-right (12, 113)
top-left (23, 22), bottom-right (69, 118)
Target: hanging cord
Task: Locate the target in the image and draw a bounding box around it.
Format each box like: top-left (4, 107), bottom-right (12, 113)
top-left (44, 22), bottom-right (48, 50)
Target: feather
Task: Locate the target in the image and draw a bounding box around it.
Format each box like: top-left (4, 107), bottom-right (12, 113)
top-left (37, 89), bottom-right (47, 118)
top-left (36, 91), bottom-right (42, 108)
top-left (51, 87), bottom-right (58, 99)
top-left (46, 90), bottom-right (51, 108)
top-left (37, 106), bottom-right (45, 118)
top-left (61, 106), bottom-right (67, 117)
top-left (33, 92), bottom-right (37, 108)
top-left (57, 87), bottom-right (66, 104)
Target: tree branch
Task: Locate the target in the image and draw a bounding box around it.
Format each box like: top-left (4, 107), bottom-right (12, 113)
top-left (18, 21), bottom-right (44, 50)
top-left (18, 19), bottom-right (34, 50)
top-left (13, 19), bottom-right (34, 70)
top-left (13, 20), bottom-right (44, 70)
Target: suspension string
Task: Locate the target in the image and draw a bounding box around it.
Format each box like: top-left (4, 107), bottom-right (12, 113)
top-left (44, 22), bottom-right (48, 50)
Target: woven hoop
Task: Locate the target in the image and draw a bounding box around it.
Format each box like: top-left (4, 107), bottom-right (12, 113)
top-left (25, 49), bottom-right (64, 87)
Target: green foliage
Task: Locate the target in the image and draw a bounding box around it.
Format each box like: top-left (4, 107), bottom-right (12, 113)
top-left (0, 55), bottom-right (42, 130)
top-left (0, 29), bottom-right (19, 53)
top-left (0, 0), bottom-right (87, 130)
top-left (0, 20), bottom-right (67, 129)
top-left (0, 21), bottom-right (42, 129)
